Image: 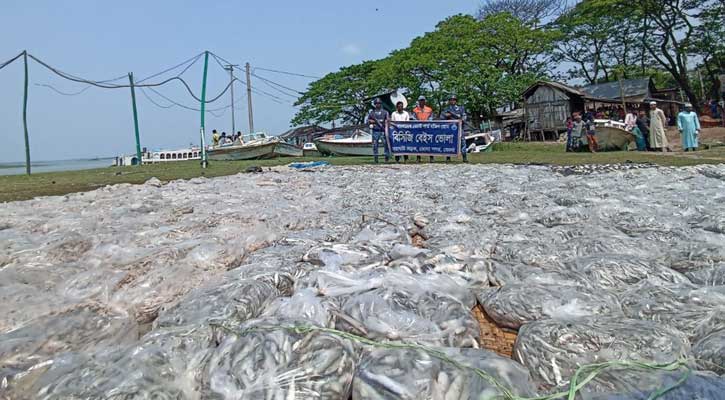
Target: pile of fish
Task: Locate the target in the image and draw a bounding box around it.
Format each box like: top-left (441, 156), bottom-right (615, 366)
top-left (1, 163), bottom-right (725, 399)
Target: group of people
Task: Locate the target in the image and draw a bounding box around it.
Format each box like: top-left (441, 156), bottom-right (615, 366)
top-left (211, 130), bottom-right (244, 147)
top-left (566, 101), bottom-right (701, 153)
top-left (367, 94), bottom-right (468, 163)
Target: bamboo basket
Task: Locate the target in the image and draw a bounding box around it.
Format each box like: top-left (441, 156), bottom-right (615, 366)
top-left (472, 303), bottom-right (518, 358)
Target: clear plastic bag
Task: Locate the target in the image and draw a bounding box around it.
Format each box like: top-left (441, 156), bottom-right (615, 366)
top-left (353, 346), bottom-right (537, 399)
top-left (514, 317), bottom-right (691, 390)
top-left (0, 302), bottom-right (138, 390)
top-left (7, 324), bottom-right (215, 399)
top-left (480, 283), bottom-right (622, 329)
top-left (154, 278), bottom-right (279, 329)
top-left (581, 370), bottom-right (725, 400)
top-left (620, 281), bottom-right (725, 339)
top-left (568, 254), bottom-right (691, 291)
top-left (204, 319), bottom-right (356, 399)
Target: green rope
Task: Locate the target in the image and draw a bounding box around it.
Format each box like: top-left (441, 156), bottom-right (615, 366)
top-left (211, 323), bottom-right (693, 400)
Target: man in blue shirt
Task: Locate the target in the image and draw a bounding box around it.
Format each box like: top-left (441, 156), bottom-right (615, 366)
top-left (367, 98), bottom-right (390, 163)
top-left (441, 95), bottom-right (468, 162)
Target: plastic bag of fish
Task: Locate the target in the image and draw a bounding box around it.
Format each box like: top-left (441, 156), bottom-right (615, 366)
top-left (513, 316), bottom-right (691, 391)
top-left (619, 280), bottom-right (725, 339)
top-left (154, 278), bottom-right (281, 329)
top-left (581, 370), bottom-right (725, 400)
top-left (299, 269), bottom-right (479, 347)
top-left (204, 318), bottom-right (356, 399)
top-left (353, 346), bottom-right (537, 400)
top-left (691, 311), bottom-right (725, 375)
top-left (5, 324), bottom-right (215, 399)
top-left (480, 282), bottom-right (622, 329)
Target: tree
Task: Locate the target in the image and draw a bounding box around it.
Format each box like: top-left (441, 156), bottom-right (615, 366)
top-left (553, 0), bottom-right (651, 84)
top-left (292, 13), bottom-right (557, 125)
top-left (374, 14), bottom-right (556, 118)
top-left (291, 60), bottom-right (391, 126)
top-left (478, 0), bottom-right (566, 25)
top-left (691, 2), bottom-right (725, 99)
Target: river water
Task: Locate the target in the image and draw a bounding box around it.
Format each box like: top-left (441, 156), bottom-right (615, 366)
top-left (0, 158), bottom-right (114, 176)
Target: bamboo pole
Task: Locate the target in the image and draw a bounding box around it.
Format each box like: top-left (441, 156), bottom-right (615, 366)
top-left (128, 72), bottom-right (142, 165)
top-left (22, 51), bottom-right (31, 175)
top-left (199, 51), bottom-right (209, 168)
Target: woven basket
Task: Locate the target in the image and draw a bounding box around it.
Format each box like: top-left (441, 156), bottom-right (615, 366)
top-left (472, 303), bottom-right (518, 358)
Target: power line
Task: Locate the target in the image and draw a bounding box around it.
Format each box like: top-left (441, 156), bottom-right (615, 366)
top-left (141, 86), bottom-right (244, 114)
top-left (0, 51), bottom-right (25, 71)
top-left (136, 52), bottom-right (204, 83)
top-left (35, 83), bottom-right (92, 96)
top-left (252, 73), bottom-right (303, 96)
top-left (27, 53), bottom-right (236, 104)
top-left (253, 66), bottom-right (322, 80)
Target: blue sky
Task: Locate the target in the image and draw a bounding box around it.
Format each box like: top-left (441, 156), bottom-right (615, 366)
top-left (0, 0), bottom-right (479, 162)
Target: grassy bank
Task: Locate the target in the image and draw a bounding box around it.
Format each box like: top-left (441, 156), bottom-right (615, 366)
top-left (1, 144), bottom-right (723, 203)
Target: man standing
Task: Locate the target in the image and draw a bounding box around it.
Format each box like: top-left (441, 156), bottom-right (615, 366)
top-left (412, 95), bottom-right (434, 163)
top-left (367, 98), bottom-right (390, 163)
top-left (441, 94), bottom-right (468, 162)
top-left (636, 110), bottom-right (651, 151)
top-left (212, 129), bottom-right (220, 146)
top-left (390, 101), bottom-right (410, 163)
top-left (649, 101), bottom-right (669, 152)
top-left (677, 103), bottom-right (701, 152)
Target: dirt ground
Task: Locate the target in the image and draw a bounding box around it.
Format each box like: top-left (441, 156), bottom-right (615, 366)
top-left (666, 126), bottom-right (725, 151)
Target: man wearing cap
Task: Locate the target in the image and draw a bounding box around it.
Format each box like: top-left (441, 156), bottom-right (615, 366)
top-left (367, 98), bottom-right (390, 163)
top-left (649, 101), bottom-right (669, 152)
top-left (677, 103), bottom-right (701, 152)
top-left (441, 95), bottom-right (468, 162)
top-left (412, 95), bottom-right (434, 162)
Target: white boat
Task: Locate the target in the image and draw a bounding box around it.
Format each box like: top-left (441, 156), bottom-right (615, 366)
top-left (314, 131), bottom-right (375, 156)
top-left (115, 146), bottom-right (201, 166)
top-left (208, 133), bottom-right (303, 161)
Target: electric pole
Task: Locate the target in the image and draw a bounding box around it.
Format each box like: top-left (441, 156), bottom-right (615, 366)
top-left (246, 62), bottom-right (254, 133)
top-left (224, 64), bottom-right (238, 135)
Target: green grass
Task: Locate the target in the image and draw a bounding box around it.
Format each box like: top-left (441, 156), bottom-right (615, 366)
top-left (1, 144), bottom-right (723, 203)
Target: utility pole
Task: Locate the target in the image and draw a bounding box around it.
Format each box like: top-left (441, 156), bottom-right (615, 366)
top-left (128, 72), bottom-right (142, 165)
top-left (199, 51), bottom-right (210, 168)
top-left (224, 64), bottom-right (238, 135)
top-left (22, 51), bottom-right (31, 175)
top-left (245, 62), bottom-right (254, 133)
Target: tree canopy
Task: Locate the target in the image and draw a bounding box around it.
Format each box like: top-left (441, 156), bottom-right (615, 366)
top-left (292, 1), bottom-right (724, 127)
top-left (293, 13), bottom-right (557, 126)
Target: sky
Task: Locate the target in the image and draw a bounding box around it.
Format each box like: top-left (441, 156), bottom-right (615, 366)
top-left (0, 0), bottom-right (480, 162)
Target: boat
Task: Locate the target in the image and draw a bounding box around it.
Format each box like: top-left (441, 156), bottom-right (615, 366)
top-left (314, 131), bottom-right (375, 156)
top-left (115, 146), bottom-right (201, 166)
top-left (208, 133), bottom-right (302, 161)
top-left (302, 142), bottom-right (322, 157)
top-left (571, 120), bottom-right (634, 152)
top-left (315, 130), bottom-right (490, 156)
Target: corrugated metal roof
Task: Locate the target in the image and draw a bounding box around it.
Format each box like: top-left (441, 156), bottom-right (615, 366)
top-left (580, 78), bottom-right (652, 100)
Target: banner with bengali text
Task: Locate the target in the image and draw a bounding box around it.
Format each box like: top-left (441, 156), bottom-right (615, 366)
top-left (385, 120), bottom-right (462, 156)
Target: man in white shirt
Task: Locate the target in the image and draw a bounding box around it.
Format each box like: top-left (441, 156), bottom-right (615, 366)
top-left (391, 101), bottom-right (411, 122)
top-left (390, 101), bottom-right (410, 162)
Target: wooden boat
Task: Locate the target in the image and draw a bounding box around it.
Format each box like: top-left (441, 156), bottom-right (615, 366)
top-left (314, 132), bottom-right (374, 156)
top-left (208, 133), bottom-right (302, 161)
top-left (302, 142), bottom-right (322, 157)
top-left (573, 120), bottom-right (634, 152)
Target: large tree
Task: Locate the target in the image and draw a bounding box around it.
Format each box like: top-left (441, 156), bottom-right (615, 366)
top-left (478, 0), bottom-right (566, 25)
top-left (292, 60), bottom-right (392, 126)
top-left (292, 13), bottom-right (557, 126)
